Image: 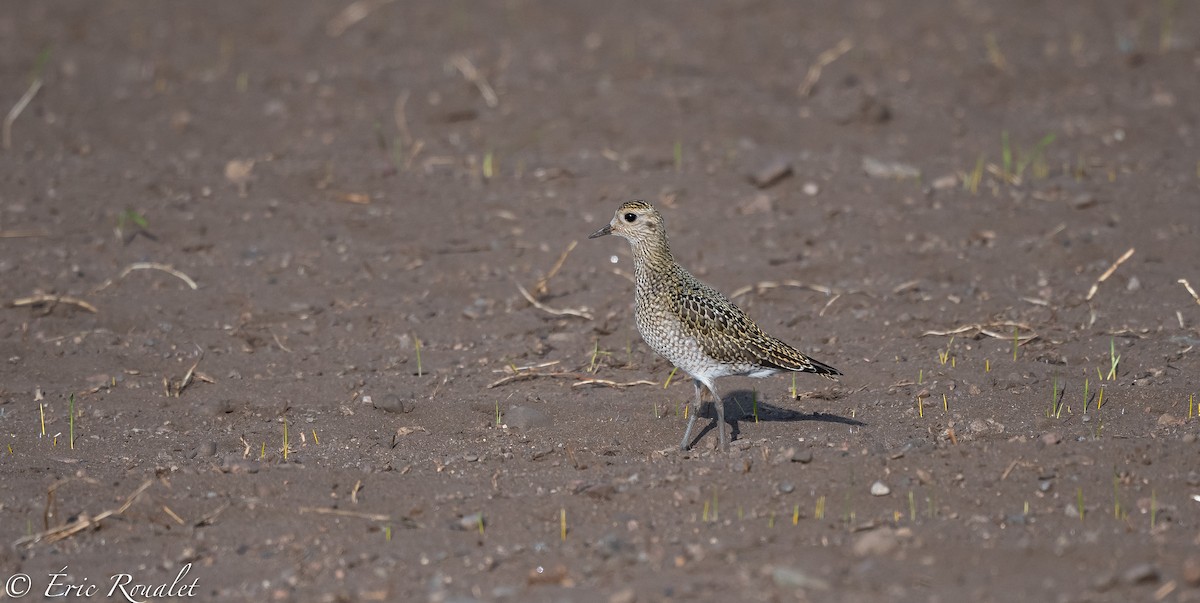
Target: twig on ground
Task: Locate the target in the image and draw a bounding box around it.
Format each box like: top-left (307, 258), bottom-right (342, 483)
top-left (571, 378), bottom-right (657, 389)
top-left (0, 228), bottom-right (50, 238)
top-left (1178, 278), bottom-right (1200, 306)
top-left (450, 55), bottom-right (499, 108)
top-left (922, 321), bottom-right (1035, 338)
top-left (326, 0), bottom-right (394, 37)
top-left (14, 480), bottom-right (153, 548)
top-left (11, 293), bottom-right (98, 314)
top-left (3, 77), bottom-right (42, 150)
top-left (492, 360), bottom-right (561, 374)
top-left (299, 506), bottom-right (390, 522)
top-left (270, 329), bottom-right (293, 353)
top-left (799, 39), bottom-right (854, 96)
top-left (533, 240), bottom-right (578, 298)
top-left (1086, 247), bottom-right (1134, 301)
top-left (120, 262), bottom-right (198, 290)
top-left (818, 293), bottom-right (841, 317)
top-left (729, 280), bottom-right (833, 300)
top-left (516, 282), bottom-right (592, 319)
top-left (167, 345), bottom-right (209, 397)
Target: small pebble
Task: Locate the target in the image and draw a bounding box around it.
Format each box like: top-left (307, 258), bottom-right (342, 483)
top-left (778, 482), bottom-right (795, 494)
top-left (1070, 193), bottom-right (1098, 209)
top-left (749, 157), bottom-right (793, 189)
top-left (455, 513), bottom-right (485, 531)
top-left (1182, 555), bottom-right (1200, 587)
top-left (771, 566), bottom-right (829, 590)
top-left (852, 528), bottom-right (900, 556)
top-left (870, 481), bottom-right (890, 496)
top-left (373, 393), bottom-right (416, 414)
top-left (1120, 563), bottom-right (1159, 585)
top-left (802, 182), bottom-right (820, 196)
top-left (609, 588), bottom-right (637, 603)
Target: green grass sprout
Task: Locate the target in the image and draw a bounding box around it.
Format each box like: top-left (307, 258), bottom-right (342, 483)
top-left (414, 336), bottom-right (423, 376)
top-left (664, 366), bottom-right (678, 388)
top-left (1106, 337), bottom-right (1120, 381)
top-left (1150, 489), bottom-right (1157, 529)
top-left (483, 150), bottom-right (495, 179)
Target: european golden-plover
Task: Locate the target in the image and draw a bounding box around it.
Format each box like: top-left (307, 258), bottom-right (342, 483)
top-left (590, 200), bottom-right (840, 451)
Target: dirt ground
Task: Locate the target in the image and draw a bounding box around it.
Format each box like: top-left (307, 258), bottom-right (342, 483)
top-left (2, 1), bottom-right (1199, 601)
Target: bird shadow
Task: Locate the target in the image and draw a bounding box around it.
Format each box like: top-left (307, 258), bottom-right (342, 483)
top-left (687, 388), bottom-right (866, 449)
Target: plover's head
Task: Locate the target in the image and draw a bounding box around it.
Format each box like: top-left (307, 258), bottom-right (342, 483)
top-left (588, 200), bottom-right (665, 244)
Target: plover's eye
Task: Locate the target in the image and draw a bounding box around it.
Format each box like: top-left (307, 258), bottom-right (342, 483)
top-left (623, 213), bottom-right (637, 223)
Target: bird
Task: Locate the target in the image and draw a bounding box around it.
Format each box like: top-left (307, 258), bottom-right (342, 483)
top-left (589, 200), bottom-right (840, 452)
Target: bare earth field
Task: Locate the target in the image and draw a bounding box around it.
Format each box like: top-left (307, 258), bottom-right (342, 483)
top-left (2, 2), bottom-right (1200, 601)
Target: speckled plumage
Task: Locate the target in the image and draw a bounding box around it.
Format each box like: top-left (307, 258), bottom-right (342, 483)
top-left (590, 200), bottom-right (840, 451)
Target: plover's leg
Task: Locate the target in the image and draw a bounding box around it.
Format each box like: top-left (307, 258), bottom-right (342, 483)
top-left (709, 381), bottom-right (728, 452)
top-left (679, 378), bottom-right (704, 451)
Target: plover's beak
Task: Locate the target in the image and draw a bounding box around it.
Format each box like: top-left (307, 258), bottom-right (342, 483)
top-left (588, 223), bottom-right (613, 239)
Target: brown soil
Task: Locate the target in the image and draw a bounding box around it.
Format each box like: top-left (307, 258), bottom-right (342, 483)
top-left (2, 2), bottom-right (1200, 601)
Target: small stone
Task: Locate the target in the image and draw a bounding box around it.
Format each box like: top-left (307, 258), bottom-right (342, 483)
top-left (1040, 432), bottom-right (1061, 446)
top-left (870, 481), bottom-right (890, 496)
top-left (862, 156), bottom-right (919, 180)
top-left (802, 182), bottom-right (820, 196)
top-left (1069, 193), bottom-right (1098, 209)
top-left (1120, 563), bottom-right (1159, 585)
top-left (749, 157), bottom-right (793, 189)
top-left (1182, 555), bottom-right (1200, 587)
top-left (770, 566), bottom-right (830, 590)
top-left (454, 512), bottom-right (485, 531)
top-left (609, 587), bottom-right (637, 603)
top-left (778, 482), bottom-right (795, 494)
top-left (505, 406), bottom-right (551, 429)
top-left (373, 393), bottom-right (416, 414)
top-left (791, 449), bottom-right (814, 464)
top-left (1182, 433), bottom-right (1197, 444)
top-left (1126, 276), bottom-right (1140, 291)
top-left (852, 528), bottom-right (900, 557)
top-left (915, 469), bottom-right (933, 485)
